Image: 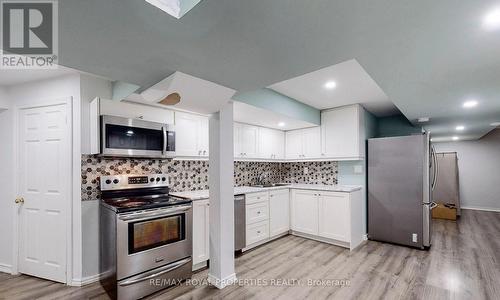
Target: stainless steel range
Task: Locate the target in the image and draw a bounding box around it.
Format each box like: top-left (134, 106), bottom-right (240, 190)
top-left (99, 174), bottom-right (192, 300)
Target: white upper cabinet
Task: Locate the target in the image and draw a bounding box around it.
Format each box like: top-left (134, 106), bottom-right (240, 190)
top-left (258, 127), bottom-right (285, 160)
top-left (321, 104), bottom-right (365, 160)
top-left (100, 98), bottom-right (174, 124)
top-left (285, 127), bottom-right (321, 159)
top-left (175, 111), bottom-right (209, 158)
top-left (234, 123), bottom-right (259, 159)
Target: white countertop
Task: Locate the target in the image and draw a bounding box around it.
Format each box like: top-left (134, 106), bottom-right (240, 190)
top-left (170, 184), bottom-right (362, 200)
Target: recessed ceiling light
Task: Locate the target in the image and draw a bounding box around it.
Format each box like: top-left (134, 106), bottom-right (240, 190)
top-left (483, 7), bottom-right (500, 30)
top-left (324, 81), bottom-right (337, 90)
top-left (417, 117), bottom-right (430, 123)
top-left (491, 122), bottom-right (500, 127)
top-left (452, 136), bottom-right (459, 141)
top-left (463, 100), bottom-right (478, 108)
top-left (455, 125), bottom-right (465, 131)
top-left (278, 122), bottom-right (286, 127)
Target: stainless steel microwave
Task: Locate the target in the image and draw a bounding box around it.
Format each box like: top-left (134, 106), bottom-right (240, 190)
top-left (101, 115), bottom-right (175, 158)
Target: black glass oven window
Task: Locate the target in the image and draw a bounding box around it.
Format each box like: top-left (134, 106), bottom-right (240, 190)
top-left (106, 124), bottom-right (163, 151)
top-left (128, 214), bottom-right (185, 254)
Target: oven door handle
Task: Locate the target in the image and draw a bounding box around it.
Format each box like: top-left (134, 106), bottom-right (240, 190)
top-left (118, 257), bottom-right (192, 287)
top-left (118, 205), bottom-right (191, 222)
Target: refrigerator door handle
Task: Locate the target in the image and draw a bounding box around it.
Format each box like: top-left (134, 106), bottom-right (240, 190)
top-left (431, 146), bottom-right (438, 191)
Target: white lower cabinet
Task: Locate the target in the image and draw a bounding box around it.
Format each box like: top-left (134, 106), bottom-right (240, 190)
top-left (290, 190), bottom-right (319, 235)
top-left (269, 189), bottom-right (290, 237)
top-left (318, 192), bottom-right (350, 242)
top-left (192, 199), bottom-right (210, 266)
top-left (246, 221), bottom-right (270, 246)
top-left (246, 201), bottom-right (269, 224)
top-left (290, 189), bottom-right (363, 249)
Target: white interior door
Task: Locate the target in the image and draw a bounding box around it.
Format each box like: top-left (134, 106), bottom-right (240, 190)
top-left (17, 103), bottom-right (70, 283)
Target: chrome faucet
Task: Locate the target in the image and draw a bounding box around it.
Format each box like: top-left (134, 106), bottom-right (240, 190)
top-left (257, 172), bottom-right (268, 185)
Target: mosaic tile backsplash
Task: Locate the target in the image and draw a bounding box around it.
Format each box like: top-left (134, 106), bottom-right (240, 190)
top-left (81, 155), bottom-right (338, 201)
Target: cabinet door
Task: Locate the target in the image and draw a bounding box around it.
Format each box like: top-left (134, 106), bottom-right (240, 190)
top-left (272, 130), bottom-right (285, 159)
top-left (199, 117), bottom-right (209, 157)
top-left (258, 127), bottom-right (274, 159)
top-left (246, 202), bottom-right (269, 225)
top-left (269, 190), bottom-right (290, 236)
top-left (286, 130), bottom-right (303, 159)
top-left (246, 220), bottom-right (270, 246)
top-left (175, 112), bottom-right (202, 157)
top-left (290, 190), bottom-right (318, 235)
top-left (234, 123), bottom-right (242, 158)
top-left (240, 124), bottom-right (259, 158)
top-left (100, 98), bottom-right (174, 124)
top-left (192, 199), bottom-right (210, 265)
top-left (318, 192), bottom-right (350, 242)
top-left (321, 105), bottom-right (360, 159)
top-left (303, 127), bottom-right (321, 159)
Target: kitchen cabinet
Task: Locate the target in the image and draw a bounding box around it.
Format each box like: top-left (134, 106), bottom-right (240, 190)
top-left (290, 190), bottom-right (319, 235)
top-left (258, 127), bottom-right (285, 160)
top-left (175, 111), bottom-right (209, 158)
top-left (291, 188), bottom-right (364, 249)
top-left (246, 201), bottom-right (269, 224)
top-left (318, 192), bottom-right (350, 242)
top-left (100, 98), bottom-right (174, 124)
top-left (321, 104), bottom-right (365, 160)
top-left (234, 123), bottom-right (259, 159)
top-left (192, 199), bottom-right (210, 267)
top-left (285, 127), bottom-right (321, 160)
top-left (246, 221), bottom-right (270, 246)
top-left (269, 189), bottom-right (290, 237)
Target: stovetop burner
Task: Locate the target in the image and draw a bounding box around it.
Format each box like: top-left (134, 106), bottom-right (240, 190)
top-left (99, 174), bottom-right (191, 213)
top-left (102, 194), bottom-right (191, 213)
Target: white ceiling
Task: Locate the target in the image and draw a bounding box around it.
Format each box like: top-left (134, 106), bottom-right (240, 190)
top-left (125, 71), bottom-right (236, 115)
top-left (233, 101), bottom-right (316, 131)
top-left (0, 66), bottom-right (78, 87)
top-left (269, 59), bottom-right (399, 117)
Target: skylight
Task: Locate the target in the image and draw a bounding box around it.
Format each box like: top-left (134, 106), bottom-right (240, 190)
top-left (145, 0), bottom-right (203, 19)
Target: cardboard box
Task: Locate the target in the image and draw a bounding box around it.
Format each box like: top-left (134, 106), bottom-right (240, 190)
top-left (432, 203), bottom-right (457, 220)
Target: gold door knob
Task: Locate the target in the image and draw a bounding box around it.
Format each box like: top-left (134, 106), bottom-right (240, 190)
top-left (15, 197), bottom-right (25, 204)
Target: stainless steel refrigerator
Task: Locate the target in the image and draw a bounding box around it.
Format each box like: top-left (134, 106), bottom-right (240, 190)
top-left (368, 133), bottom-right (438, 249)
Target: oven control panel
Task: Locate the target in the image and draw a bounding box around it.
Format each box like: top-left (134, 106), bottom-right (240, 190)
top-left (100, 174), bottom-right (169, 191)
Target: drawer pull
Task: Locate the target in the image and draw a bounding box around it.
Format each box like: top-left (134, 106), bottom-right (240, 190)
top-left (257, 231), bottom-right (261, 234)
top-left (257, 211), bottom-right (261, 214)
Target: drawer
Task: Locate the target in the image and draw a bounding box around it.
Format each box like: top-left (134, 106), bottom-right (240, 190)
top-left (245, 192), bottom-right (269, 204)
top-left (246, 220), bottom-right (269, 246)
top-left (246, 202), bottom-right (269, 225)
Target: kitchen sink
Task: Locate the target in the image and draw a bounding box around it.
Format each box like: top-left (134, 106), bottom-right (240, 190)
top-left (252, 183), bottom-right (290, 188)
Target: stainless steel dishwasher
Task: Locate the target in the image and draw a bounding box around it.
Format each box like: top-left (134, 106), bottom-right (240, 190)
top-left (234, 195), bottom-right (246, 251)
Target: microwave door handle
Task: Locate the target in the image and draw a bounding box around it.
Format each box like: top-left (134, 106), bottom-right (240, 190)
top-left (162, 126), bottom-right (167, 156)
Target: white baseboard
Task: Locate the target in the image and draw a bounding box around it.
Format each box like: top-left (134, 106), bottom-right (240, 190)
top-left (70, 273), bottom-right (102, 286)
top-left (0, 263), bottom-right (12, 274)
top-left (207, 272), bottom-right (237, 289)
top-left (461, 206), bottom-right (500, 213)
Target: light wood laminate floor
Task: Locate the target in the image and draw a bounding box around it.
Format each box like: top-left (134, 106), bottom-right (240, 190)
top-left (1, 209), bottom-right (499, 300)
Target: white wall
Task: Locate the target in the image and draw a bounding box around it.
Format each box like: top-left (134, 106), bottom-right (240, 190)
top-left (0, 86), bottom-right (14, 272)
top-left (79, 74), bottom-right (112, 279)
top-left (0, 75), bottom-right (82, 280)
top-left (434, 129), bottom-right (500, 211)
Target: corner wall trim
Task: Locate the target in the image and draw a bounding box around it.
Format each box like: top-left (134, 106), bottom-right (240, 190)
top-left (0, 263), bottom-right (12, 274)
top-left (461, 206), bottom-right (500, 213)
top-left (207, 273), bottom-right (237, 289)
top-left (70, 273), bottom-right (102, 287)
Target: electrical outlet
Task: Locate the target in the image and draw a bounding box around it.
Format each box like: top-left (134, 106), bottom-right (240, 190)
top-left (354, 165), bottom-right (363, 174)
top-left (304, 167), bottom-right (309, 175)
top-left (412, 233), bottom-right (418, 243)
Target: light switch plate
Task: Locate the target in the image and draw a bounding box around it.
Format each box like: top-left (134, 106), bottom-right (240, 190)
top-left (354, 165), bottom-right (363, 174)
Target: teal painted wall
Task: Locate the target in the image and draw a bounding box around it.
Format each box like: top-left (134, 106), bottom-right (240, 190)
top-left (377, 114), bottom-right (421, 137)
top-left (232, 88), bottom-right (321, 125)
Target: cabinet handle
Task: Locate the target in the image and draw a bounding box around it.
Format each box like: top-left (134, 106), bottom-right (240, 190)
top-left (198, 150), bottom-right (202, 155)
top-left (203, 150), bottom-right (207, 155)
top-left (257, 211), bottom-right (261, 214)
top-left (257, 231), bottom-right (261, 234)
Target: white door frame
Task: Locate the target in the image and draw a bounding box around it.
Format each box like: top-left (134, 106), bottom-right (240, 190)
top-left (11, 97), bottom-right (74, 284)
